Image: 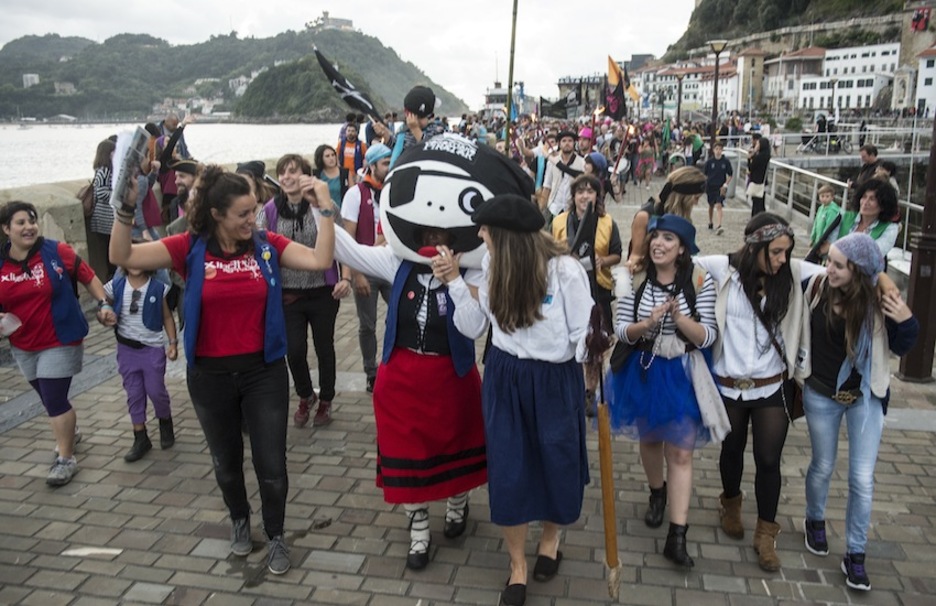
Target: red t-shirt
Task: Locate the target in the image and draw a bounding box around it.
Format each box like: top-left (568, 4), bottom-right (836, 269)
top-left (0, 241), bottom-right (95, 351)
top-left (162, 232), bottom-right (291, 359)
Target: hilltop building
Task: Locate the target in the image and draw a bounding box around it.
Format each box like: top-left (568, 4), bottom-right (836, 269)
top-left (22, 74), bottom-right (39, 88)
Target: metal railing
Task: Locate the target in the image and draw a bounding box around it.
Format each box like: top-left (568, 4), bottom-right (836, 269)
top-left (723, 148), bottom-right (925, 261)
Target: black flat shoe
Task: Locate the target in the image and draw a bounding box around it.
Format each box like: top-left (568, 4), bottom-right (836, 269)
top-left (406, 547), bottom-right (430, 571)
top-left (443, 503), bottom-right (469, 539)
top-left (500, 582), bottom-right (526, 606)
top-left (532, 550), bottom-right (562, 582)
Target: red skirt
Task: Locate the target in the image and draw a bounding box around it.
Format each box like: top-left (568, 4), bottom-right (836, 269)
top-left (373, 348), bottom-right (487, 504)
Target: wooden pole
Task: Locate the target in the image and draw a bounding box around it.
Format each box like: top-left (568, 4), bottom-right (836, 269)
top-left (598, 401), bottom-right (623, 597)
top-left (504, 0), bottom-right (519, 157)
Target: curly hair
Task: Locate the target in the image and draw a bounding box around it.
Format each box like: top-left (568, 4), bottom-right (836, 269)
top-left (186, 165), bottom-right (252, 236)
top-left (728, 212), bottom-right (795, 338)
top-left (850, 178), bottom-right (898, 222)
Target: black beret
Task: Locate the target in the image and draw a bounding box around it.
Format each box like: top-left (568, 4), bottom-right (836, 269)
top-left (471, 194), bottom-right (544, 232)
top-left (236, 160), bottom-right (266, 181)
top-left (557, 129), bottom-right (578, 141)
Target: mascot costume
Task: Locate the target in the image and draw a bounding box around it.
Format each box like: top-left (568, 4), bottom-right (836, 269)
top-left (334, 133), bottom-right (534, 570)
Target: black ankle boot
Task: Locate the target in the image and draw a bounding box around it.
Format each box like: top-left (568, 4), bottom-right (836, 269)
top-left (663, 523), bottom-right (694, 568)
top-left (158, 417), bottom-right (175, 449)
top-left (124, 429), bottom-right (152, 462)
top-left (644, 482), bottom-right (667, 528)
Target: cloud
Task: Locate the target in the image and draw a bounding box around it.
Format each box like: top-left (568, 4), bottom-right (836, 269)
top-left (0, 0), bottom-right (697, 109)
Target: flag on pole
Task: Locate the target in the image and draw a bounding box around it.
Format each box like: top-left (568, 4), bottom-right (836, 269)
top-left (314, 47), bottom-right (383, 122)
top-left (541, 96), bottom-right (568, 119)
top-left (624, 66), bottom-right (640, 102)
top-left (606, 56), bottom-right (627, 120)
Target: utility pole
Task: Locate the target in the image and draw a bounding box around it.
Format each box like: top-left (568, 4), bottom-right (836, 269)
top-left (899, 117), bottom-right (936, 382)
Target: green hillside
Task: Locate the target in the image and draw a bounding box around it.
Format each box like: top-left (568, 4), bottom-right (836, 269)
top-left (665, 0), bottom-right (905, 59)
top-left (0, 28), bottom-right (468, 120)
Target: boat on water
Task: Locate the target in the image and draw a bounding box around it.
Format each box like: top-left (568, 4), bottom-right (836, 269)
top-left (478, 81), bottom-right (537, 121)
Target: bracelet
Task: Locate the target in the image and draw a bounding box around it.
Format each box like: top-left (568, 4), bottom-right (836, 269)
top-left (120, 203), bottom-right (137, 214)
top-left (168, 339), bottom-right (178, 345)
top-left (340, 277), bottom-right (351, 284)
top-left (116, 216), bottom-right (133, 226)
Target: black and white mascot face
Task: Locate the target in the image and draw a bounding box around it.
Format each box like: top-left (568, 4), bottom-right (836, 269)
top-left (381, 134), bottom-right (534, 269)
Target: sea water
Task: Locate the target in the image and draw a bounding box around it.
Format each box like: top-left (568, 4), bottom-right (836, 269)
top-left (0, 122), bottom-right (345, 189)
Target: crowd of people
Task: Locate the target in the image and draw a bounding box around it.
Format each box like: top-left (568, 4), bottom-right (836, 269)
top-left (0, 85), bottom-right (922, 603)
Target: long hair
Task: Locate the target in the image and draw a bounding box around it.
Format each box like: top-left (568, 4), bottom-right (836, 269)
top-left (729, 212), bottom-right (795, 337)
top-left (822, 262), bottom-right (882, 361)
top-left (187, 165), bottom-right (252, 237)
top-left (313, 144), bottom-right (338, 172)
top-left (93, 139), bottom-right (116, 170)
top-left (642, 229), bottom-right (694, 296)
top-left (661, 166), bottom-right (705, 219)
top-left (486, 226), bottom-right (567, 333)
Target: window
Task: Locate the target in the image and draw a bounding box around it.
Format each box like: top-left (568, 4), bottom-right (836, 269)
top-left (866, 95), bottom-right (871, 105)
top-left (857, 96), bottom-right (862, 108)
top-left (845, 95), bottom-right (851, 107)
top-left (788, 80), bottom-right (794, 90)
top-left (926, 77), bottom-right (933, 86)
top-left (892, 64), bottom-right (896, 72)
top-left (826, 69), bottom-right (830, 76)
top-left (870, 65), bottom-right (874, 72)
top-left (834, 68), bottom-right (838, 75)
top-left (809, 97), bottom-right (814, 109)
top-left (863, 66), bottom-right (867, 73)
top-left (928, 59), bottom-right (935, 68)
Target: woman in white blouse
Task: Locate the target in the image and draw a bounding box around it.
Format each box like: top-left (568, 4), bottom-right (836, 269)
top-left (694, 213), bottom-right (823, 573)
top-left (434, 194), bottom-right (592, 606)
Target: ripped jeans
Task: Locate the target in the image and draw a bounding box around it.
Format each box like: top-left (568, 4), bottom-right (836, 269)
top-left (187, 358), bottom-right (289, 538)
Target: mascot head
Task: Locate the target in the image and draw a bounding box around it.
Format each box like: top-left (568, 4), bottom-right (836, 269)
top-left (381, 133), bottom-right (534, 268)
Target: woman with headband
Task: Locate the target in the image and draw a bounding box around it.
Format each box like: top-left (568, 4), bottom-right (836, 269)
top-left (626, 166), bottom-right (706, 271)
top-left (694, 213), bottom-right (822, 572)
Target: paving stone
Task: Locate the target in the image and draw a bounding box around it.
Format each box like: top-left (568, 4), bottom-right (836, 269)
top-left (302, 549), bottom-right (366, 574)
top-left (78, 575), bottom-right (134, 597)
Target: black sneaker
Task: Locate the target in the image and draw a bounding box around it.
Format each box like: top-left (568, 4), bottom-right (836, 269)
top-left (804, 518), bottom-right (829, 556)
top-left (841, 553), bottom-right (871, 591)
top-left (708, 223), bottom-right (714, 230)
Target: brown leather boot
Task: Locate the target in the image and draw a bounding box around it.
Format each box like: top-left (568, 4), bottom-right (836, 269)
top-left (753, 518), bottom-right (782, 572)
top-left (719, 492), bottom-right (744, 539)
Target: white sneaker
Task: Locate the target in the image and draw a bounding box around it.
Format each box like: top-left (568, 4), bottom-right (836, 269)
top-left (47, 457), bottom-right (78, 487)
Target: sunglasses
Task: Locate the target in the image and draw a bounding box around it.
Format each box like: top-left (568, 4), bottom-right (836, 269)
top-left (129, 289), bottom-right (142, 314)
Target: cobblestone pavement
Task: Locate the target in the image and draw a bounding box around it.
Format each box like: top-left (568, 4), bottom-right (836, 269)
top-left (2, 179), bottom-right (935, 605)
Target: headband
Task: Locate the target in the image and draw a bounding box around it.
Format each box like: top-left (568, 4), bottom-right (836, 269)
top-left (744, 223), bottom-right (795, 245)
top-left (659, 180), bottom-right (706, 204)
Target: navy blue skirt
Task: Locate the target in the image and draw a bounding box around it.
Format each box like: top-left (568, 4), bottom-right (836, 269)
top-left (482, 346), bottom-right (589, 526)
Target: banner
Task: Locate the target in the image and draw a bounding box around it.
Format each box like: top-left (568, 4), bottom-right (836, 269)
top-left (606, 56), bottom-right (626, 120)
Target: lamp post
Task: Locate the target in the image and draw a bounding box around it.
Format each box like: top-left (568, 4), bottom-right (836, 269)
top-left (676, 74), bottom-right (685, 126)
top-left (708, 39), bottom-right (729, 153)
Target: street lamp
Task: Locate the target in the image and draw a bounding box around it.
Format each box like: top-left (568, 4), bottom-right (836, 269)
top-left (708, 39), bottom-right (729, 153)
top-left (676, 74), bottom-right (685, 126)
top-left (829, 78), bottom-right (838, 117)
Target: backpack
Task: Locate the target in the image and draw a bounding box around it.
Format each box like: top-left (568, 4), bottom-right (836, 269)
top-left (77, 181), bottom-right (94, 217)
top-left (609, 263), bottom-right (706, 373)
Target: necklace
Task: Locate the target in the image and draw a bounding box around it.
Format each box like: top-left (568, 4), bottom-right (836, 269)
top-left (638, 284), bottom-right (667, 371)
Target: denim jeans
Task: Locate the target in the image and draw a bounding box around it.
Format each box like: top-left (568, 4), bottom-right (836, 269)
top-left (187, 359), bottom-right (289, 538)
top-left (803, 383), bottom-right (884, 553)
top-left (352, 277), bottom-right (391, 379)
top-left (284, 287), bottom-right (340, 401)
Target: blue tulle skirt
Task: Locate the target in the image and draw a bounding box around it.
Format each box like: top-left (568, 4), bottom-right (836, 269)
top-left (606, 348), bottom-right (712, 450)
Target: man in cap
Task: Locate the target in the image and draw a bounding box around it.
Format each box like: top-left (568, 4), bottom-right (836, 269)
top-left (340, 143), bottom-right (394, 393)
top-left (540, 129), bottom-right (585, 224)
top-left (390, 85), bottom-right (446, 167)
top-left (165, 158), bottom-right (199, 229)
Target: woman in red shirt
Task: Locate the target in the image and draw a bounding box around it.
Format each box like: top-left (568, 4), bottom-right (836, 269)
top-left (109, 165), bottom-right (337, 576)
top-left (1, 201), bottom-right (110, 487)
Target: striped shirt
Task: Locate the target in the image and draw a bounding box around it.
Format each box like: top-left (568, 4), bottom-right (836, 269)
top-left (615, 273), bottom-right (718, 348)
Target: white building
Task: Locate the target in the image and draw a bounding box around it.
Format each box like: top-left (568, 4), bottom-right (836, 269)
top-left (915, 46), bottom-right (936, 116)
top-left (22, 73), bottom-right (39, 88)
top-left (797, 73), bottom-right (891, 114)
top-left (823, 42), bottom-right (900, 78)
top-left (763, 47), bottom-right (825, 115)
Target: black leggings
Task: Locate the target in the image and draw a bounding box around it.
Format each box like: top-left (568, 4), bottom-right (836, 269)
top-left (719, 399), bottom-right (789, 522)
top-left (187, 359), bottom-right (289, 538)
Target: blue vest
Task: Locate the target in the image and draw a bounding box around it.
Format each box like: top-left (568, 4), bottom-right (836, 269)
top-left (182, 231), bottom-right (286, 367)
top-left (112, 274), bottom-right (165, 333)
top-left (382, 261), bottom-right (475, 377)
top-left (25, 239), bottom-right (88, 345)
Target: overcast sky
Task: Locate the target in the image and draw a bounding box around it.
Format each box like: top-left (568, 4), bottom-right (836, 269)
top-left (1, 0), bottom-right (698, 108)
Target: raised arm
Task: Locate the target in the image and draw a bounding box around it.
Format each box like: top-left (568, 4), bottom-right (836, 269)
top-left (279, 177), bottom-right (335, 271)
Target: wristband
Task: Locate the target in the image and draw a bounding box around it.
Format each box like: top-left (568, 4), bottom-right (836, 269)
top-left (168, 339), bottom-right (178, 345)
top-left (97, 300), bottom-right (112, 310)
top-left (120, 203), bottom-right (137, 214)
top-left (340, 277), bottom-right (351, 284)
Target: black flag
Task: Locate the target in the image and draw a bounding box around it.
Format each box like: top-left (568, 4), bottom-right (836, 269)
top-left (314, 47), bottom-right (383, 122)
top-left (540, 96), bottom-right (568, 119)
